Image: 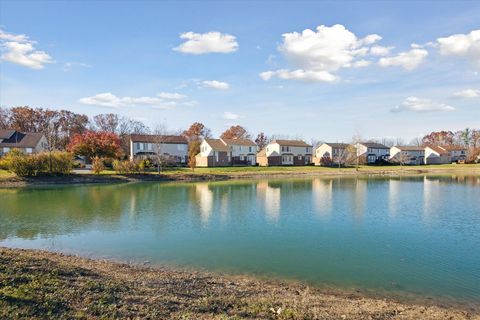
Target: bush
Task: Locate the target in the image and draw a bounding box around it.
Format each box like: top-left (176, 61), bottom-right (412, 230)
top-left (1, 149), bottom-right (73, 177)
top-left (91, 157), bottom-right (105, 174)
top-left (112, 160), bottom-right (140, 174)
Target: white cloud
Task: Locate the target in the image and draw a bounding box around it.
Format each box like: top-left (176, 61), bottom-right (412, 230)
top-left (0, 29), bottom-right (54, 69)
top-left (391, 97), bottom-right (455, 113)
top-left (157, 92), bottom-right (186, 100)
top-left (352, 59), bottom-right (371, 68)
top-left (437, 29), bottom-right (480, 65)
top-left (79, 92), bottom-right (194, 109)
top-left (259, 69), bottom-right (337, 83)
top-left (63, 61), bottom-right (91, 72)
top-left (452, 88), bottom-right (480, 99)
top-left (370, 45), bottom-right (394, 56)
top-left (260, 24), bottom-right (384, 82)
top-left (378, 48), bottom-right (428, 70)
top-left (202, 80), bottom-right (230, 90)
top-left (174, 31), bottom-right (238, 54)
top-left (222, 112), bottom-right (240, 120)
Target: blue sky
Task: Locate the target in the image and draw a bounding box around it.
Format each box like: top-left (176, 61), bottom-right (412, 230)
top-left (1, 0), bottom-right (479, 142)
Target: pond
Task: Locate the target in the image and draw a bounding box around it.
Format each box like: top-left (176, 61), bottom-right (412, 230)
top-left (1, 175), bottom-right (479, 303)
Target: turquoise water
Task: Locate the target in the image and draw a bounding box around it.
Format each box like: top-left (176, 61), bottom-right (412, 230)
top-left (1, 176), bottom-right (480, 303)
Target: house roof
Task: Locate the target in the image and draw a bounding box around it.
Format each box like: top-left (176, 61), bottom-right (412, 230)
top-left (359, 142), bottom-right (389, 149)
top-left (0, 129), bottom-right (15, 140)
top-left (428, 146), bottom-right (449, 156)
top-left (130, 134), bottom-right (188, 144)
top-left (221, 138), bottom-right (256, 147)
top-left (394, 146), bottom-right (425, 151)
top-left (440, 145), bottom-right (466, 151)
top-left (204, 138), bottom-right (229, 152)
top-left (324, 142), bottom-right (349, 149)
top-left (0, 131), bottom-right (44, 148)
top-left (271, 139), bottom-right (312, 147)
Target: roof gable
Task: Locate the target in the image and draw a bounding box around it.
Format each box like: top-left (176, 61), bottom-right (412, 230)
top-left (130, 134), bottom-right (188, 144)
top-left (272, 139), bottom-right (312, 147)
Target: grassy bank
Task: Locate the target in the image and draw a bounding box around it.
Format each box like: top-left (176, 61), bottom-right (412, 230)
top-left (0, 247), bottom-right (478, 320)
top-left (1, 164), bottom-right (480, 187)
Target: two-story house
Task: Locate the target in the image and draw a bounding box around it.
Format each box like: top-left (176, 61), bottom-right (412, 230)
top-left (313, 143), bottom-right (350, 165)
top-left (0, 130), bottom-right (48, 156)
top-left (424, 145), bottom-right (466, 164)
top-left (389, 146), bottom-right (425, 165)
top-left (356, 142), bottom-right (390, 164)
top-left (129, 134), bottom-right (188, 164)
top-left (195, 138), bottom-right (257, 167)
top-left (257, 140), bottom-right (312, 166)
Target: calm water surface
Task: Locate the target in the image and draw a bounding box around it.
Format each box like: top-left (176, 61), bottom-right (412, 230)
top-left (1, 176), bottom-right (480, 303)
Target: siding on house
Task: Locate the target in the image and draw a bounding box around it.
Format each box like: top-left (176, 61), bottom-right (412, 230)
top-left (313, 143), bottom-right (349, 166)
top-left (356, 142), bottom-right (390, 163)
top-left (195, 138), bottom-right (257, 167)
top-left (129, 134), bottom-right (188, 164)
top-left (0, 130), bottom-right (48, 156)
top-left (389, 146), bottom-right (425, 165)
top-left (258, 140), bottom-right (312, 166)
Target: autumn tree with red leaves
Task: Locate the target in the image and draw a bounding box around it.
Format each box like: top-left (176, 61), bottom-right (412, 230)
top-left (421, 131), bottom-right (455, 146)
top-left (220, 125), bottom-right (250, 140)
top-left (183, 122), bottom-right (212, 142)
top-left (67, 131), bottom-right (121, 161)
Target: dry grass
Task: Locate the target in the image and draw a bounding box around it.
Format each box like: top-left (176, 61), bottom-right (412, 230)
top-left (1, 247), bottom-right (478, 320)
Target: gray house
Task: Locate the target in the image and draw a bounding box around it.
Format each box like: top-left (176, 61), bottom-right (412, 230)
top-left (0, 130), bottom-right (48, 156)
top-left (129, 134), bottom-right (188, 165)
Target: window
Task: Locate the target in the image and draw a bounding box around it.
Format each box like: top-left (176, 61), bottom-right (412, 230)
top-left (239, 146), bottom-right (242, 151)
top-left (136, 142), bottom-right (141, 150)
top-left (249, 146), bottom-right (252, 152)
top-left (26, 148), bottom-right (33, 154)
top-left (306, 147), bottom-right (309, 152)
top-left (3, 147), bottom-right (10, 153)
top-left (282, 146), bottom-right (285, 152)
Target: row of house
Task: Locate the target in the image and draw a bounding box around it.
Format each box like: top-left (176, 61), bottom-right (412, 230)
top-left (0, 130), bottom-right (469, 167)
top-left (129, 135), bottom-right (468, 167)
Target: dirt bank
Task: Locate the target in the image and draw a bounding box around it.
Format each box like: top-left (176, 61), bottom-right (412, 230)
top-left (0, 247), bottom-right (478, 319)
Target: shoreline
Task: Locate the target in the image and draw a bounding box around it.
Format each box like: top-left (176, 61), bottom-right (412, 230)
top-left (1, 165), bottom-right (479, 188)
top-left (0, 247), bottom-right (478, 319)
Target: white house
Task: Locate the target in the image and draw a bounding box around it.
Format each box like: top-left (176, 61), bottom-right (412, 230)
top-left (389, 146), bottom-right (425, 165)
top-left (424, 145), bottom-right (466, 164)
top-left (257, 140), bottom-right (312, 166)
top-left (195, 138), bottom-right (257, 167)
top-left (356, 142), bottom-right (390, 164)
top-left (129, 134), bottom-right (188, 164)
top-left (0, 130), bottom-right (48, 156)
top-left (313, 143), bottom-right (350, 165)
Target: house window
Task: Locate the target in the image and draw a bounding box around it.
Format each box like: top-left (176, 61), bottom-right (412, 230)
top-left (26, 148), bottom-right (33, 154)
top-left (239, 146), bottom-right (242, 151)
top-left (3, 147), bottom-right (10, 153)
top-left (249, 146), bottom-right (252, 152)
top-left (282, 146), bottom-right (285, 152)
top-left (306, 147), bottom-right (309, 152)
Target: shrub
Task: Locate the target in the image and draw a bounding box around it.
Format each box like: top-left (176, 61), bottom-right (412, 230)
top-left (1, 149), bottom-right (73, 177)
top-left (112, 160), bottom-right (139, 174)
top-left (92, 157), bottom-right (105, 174)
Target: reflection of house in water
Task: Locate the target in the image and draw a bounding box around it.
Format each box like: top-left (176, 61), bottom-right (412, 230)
top-left (195, 183), bottom-right (214, 224)
top-left (256, 180), bottom-right (281, 222)
top-left (353, 179), bottom-right (367, 219)
top-left (423, 176), bottom-right (441, 222)
top-left (311, 178), bottom-right (333, 217)
top-left (388, 178), bottom-right (402, 217)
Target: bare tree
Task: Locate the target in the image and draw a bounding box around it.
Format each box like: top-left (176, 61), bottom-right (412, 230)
top-left (151, 124), bottom-right (170, 174)
top-left (391, 151), bottom-right (412, 166)
top-left (333, 145), bottom-right (356, 169)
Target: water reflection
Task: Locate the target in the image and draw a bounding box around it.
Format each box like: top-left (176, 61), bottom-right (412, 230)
top-left (1, 174), bottom-right (480, 302)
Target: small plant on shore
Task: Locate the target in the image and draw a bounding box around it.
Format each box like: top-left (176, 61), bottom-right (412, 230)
top-left (113, 160), bottom-right (141, 174)
top-left (0, 149), bottom-right (73, 177)
top-left (92, 157), bottom-right (105, 174)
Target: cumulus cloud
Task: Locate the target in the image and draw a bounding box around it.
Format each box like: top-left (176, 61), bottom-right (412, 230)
top-left (391, 97), bottom-right (455, 113)
top-left (0, 29), bottom-right (54, 69)
top-left (79, 92), bottom-right (194, 108)
top-left (452, 88), bottom-right (480, 99)
top-left (202, 80), bottom-right (230, 90)
top-left (174, 31), bottom-right (238, 54)
top-left (437, 29), bottom-right (480, 65)
top-left (378, 48), bottom-right (428, 70)
top-left (370, 45), bottom-right (394, 56)
top-left (222, 112), bottom-right (240, 120)
top-left (260, 24), bottom-right (384, 82)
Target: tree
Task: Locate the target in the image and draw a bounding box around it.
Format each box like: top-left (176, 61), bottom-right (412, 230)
top-left (67, 131), bottom-right (121, 161)
top-left (421, 131), bottom-right (455, 146)
top-left (333, 145), bottom-right (356, 169)
top-left (188, 140), bottom-right (201, 171)
top-left (221, 125), bottom-right (250, 140)
top-left (0, 107), bottom-right (10, 129)
top-left (255, 132), bottom-right (269, 150)
top-left (183, 122), bottom-right (211, 141)
top-left (93, 113), bottom-right (120, 133)
top-left (150, 124), bottom-right (171, 174)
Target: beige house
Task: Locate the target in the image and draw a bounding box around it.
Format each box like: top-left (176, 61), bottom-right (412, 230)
top-left (129, 134), bottom-right (188, 164)
top-left (257, 140), bottom-right (312, 166)
top-left (195, 138), bottom-right (257, 167)
top-left (356, 142), bottom-right (390, 164)
top-left (424, 145), bottom-right (466, 164)
top-left (0, 130), bottom-right (48, 156)
top-left (313, 143), bottom-right (350, 165)
top-left (389, 146), bottom-right (425, 165)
